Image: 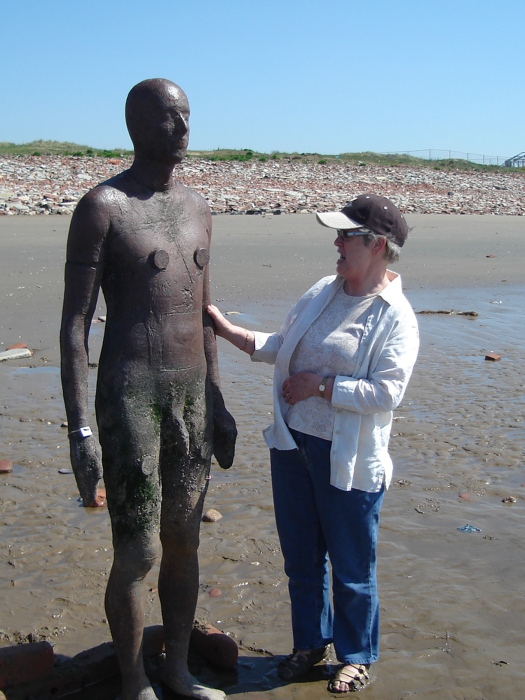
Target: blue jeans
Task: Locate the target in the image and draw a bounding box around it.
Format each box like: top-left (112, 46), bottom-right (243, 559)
top-left (270, 428), bottom-right (385, 665)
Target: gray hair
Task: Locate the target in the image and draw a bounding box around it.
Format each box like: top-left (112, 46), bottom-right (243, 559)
top-left (362, 231), bottom-right (401, 264)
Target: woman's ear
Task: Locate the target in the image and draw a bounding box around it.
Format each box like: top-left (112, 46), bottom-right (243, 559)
top-left (373, 236), bottom-right (387, 255)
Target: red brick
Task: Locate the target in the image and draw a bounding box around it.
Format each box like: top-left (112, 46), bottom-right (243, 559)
top-left (190, 624), bottom-right (238, 670)
top-left (0, 641), bottom-right (54, 688)
top-left (0, 460), bottom-right (13, 474)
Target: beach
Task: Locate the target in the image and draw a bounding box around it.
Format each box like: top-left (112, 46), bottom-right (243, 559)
top-left (0, 212), bottom-right (524, 699)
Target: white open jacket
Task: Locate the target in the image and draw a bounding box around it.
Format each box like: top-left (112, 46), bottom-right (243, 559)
top-left (251, 273), bottom-right (419, 491)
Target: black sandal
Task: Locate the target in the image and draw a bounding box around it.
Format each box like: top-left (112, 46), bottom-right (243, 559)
top-left (278, 645), bottom-right (330, 681)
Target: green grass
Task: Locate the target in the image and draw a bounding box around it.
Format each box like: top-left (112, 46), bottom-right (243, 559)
top-left (0, 140), bottom-right (133, 157)
top-left (0, 142), bottom-right (522, 173)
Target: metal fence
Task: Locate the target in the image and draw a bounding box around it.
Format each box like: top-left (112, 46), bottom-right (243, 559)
top-left (381, 149), bottom-right (512, 166)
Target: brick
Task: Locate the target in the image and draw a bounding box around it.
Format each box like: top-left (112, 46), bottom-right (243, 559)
top-left (190, 624), bottom-right (238, 670)
top-left (0, 460), bottom-right (13, 474)
top-left (0, 641), bottom-right (54, 689)
top-left (485, 352), bottom-right (501, 361)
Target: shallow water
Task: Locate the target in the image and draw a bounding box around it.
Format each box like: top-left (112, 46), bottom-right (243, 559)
top-left (2, 283), bottom-right (523, 699)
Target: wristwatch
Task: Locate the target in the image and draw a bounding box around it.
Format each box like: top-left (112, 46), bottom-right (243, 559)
top-left (318, 376), bottom-right (329, 398)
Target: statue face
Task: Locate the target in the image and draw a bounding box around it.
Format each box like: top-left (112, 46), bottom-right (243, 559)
top-left (151, 84), bottom-right (190, 163)
top-left (128, 81), bottom-right (190, 164)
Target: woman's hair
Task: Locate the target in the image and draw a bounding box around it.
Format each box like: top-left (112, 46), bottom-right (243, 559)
top-left (362, 231), bottom-right (401, 263)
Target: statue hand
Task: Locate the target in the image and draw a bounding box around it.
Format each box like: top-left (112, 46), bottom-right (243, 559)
top-left (213, 408), bottom-right (237, 470)
top-left (69, 436), bottom-right (104, 507)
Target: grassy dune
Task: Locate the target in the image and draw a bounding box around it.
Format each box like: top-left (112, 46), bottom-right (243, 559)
top-left (0, 141), bottom-right (522, 173)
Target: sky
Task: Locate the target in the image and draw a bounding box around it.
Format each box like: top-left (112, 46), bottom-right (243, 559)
top-left (1, 0), bottom-right (524, 159)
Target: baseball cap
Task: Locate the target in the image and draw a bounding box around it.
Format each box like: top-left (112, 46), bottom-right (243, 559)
top-left (316, 194), bottom-right (408, 247)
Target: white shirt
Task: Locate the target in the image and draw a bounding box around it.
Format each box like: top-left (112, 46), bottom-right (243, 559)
top-left (251, 272), bottom-right (419, 492)
top-left (287, 286), bottom-right (377, 440)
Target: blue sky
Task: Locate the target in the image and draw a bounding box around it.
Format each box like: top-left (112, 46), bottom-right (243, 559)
top-left (2, 0), bottom-right (523, 159)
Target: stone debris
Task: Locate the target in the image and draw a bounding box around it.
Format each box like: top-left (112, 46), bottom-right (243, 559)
top-left (1, 155), bottom-right (524, 216)
top-left (0, 348), bottom-right (32, 362)
top-left (202, 508), bottom-right (223, 522)
top-left (0, 459), bottom-right (13, 474)
top-left (190, 621), bottom-right (239, 670)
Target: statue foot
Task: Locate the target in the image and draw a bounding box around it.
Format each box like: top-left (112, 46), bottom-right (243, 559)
top-left (162, 669), bottom-right (225, 699)
top-left (120, 681), bottom-right (159, 700)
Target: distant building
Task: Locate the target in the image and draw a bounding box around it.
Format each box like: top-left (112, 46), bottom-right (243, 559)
top-left (504, 152), bottom-right (525, 167)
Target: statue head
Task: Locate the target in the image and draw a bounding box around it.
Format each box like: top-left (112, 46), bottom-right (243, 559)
top-left (125, 78), bottom-right (190, 164)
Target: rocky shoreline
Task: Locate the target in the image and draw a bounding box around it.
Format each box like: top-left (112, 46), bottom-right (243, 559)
top-left (1, 155), bottom-right (524, 217)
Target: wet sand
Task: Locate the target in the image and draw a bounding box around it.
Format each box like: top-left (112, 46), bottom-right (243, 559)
top-left (0, 213), bottom-right (524, 698)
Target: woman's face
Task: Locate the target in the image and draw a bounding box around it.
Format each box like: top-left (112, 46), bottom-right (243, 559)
top-left (334, 232), bottom-right (373, 282)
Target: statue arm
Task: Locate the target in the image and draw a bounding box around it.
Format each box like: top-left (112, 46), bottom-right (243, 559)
top-left (60, 193), bottom-right (109, 505)
top-left (202, 212), bottom-right (237, 469)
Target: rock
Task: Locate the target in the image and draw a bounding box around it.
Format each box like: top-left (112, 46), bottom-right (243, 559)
top-left (0, 460), bottom-right (13, 474)
top-left (2, 155), bottom-right (525, 216)
top-left (209, 587), bottom-right (222, 598)
top-left (202, 508), bottom-right (222, 522)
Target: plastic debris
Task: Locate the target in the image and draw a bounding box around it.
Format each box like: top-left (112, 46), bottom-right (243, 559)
top-left (457, 524), bottom-right (482, 533)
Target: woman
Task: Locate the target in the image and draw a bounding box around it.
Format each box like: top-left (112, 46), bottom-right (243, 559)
top-left (207, 194), bottom-right (419, 694)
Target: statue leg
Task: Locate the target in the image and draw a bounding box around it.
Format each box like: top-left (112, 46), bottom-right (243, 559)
top-left (98, 394), bottom-right (162, 700)
top-left (105, 536), bottom-right (160, 700)
top-left (158, 379), bottom-right (225, 700)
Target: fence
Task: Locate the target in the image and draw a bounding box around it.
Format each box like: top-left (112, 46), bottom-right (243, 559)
top-left (381, 149), bottom-right (511, 166)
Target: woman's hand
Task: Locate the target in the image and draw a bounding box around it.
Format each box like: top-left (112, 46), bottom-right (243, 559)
top-left (206, 304), bottom-right (232, 338)
top-left (206, 304), bottom-right (254, 354)
top-left (282, 372), bottom-right (333, 405)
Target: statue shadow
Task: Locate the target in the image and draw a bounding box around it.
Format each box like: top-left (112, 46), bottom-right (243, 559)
top-left (54, 650), bottom-right (333, 699)
top-left (162, 652), bottom-right (333, 697)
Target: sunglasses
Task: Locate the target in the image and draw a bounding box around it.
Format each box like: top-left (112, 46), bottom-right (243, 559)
top-left (336, 229), bottom-right (368, 240)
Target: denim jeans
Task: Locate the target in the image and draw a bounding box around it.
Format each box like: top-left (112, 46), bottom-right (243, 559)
top-left (270, 428), bottom-right (385, 665)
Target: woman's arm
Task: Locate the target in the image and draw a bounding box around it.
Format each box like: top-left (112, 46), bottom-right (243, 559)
top-left (331, 314), bottom-right (419, 414)
top-left (206, 304), bottom-right (255, 355)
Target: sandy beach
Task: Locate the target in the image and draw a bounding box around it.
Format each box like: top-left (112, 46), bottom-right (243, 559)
top-left (1, 212), bottom-right (524, 699)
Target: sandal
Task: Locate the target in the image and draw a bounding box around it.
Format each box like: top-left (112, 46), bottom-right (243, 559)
top-left (327, 663), bottom-right (371, 693)
top-left (278, 645), bottom-right (330, 681)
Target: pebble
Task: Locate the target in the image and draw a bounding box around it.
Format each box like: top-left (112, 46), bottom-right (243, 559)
top-left (209, 587), bottom-right (222, 598)
top-left (1, 155), bottom-right (524, 216)
top-left (203, 508), bottom-right (223, 522)
top-left (0, 459), bottom-right (13, 474)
